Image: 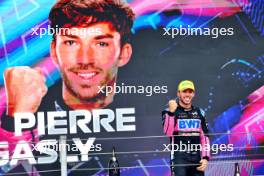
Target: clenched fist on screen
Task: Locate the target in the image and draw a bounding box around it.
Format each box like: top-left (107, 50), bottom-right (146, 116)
top-left (4, 66), bottom-right (47, 117)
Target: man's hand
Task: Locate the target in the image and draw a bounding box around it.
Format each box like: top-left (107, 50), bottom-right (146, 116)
top-left (168, 99), bottom-right (178, 113)
top-left (196, 159), bottom-right (208, 172)
top-left (4, 66), bottom-right (47, 117)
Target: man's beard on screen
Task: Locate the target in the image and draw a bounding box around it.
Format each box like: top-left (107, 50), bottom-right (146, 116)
top-left (61, 64), bottom-right (116, 103)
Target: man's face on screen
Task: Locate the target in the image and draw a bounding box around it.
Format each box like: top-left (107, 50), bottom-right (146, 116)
top-left (51, 22), bottom-right (132, 101)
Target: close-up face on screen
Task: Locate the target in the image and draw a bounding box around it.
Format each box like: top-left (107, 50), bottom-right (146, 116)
top-left (0, 0), bottom-right (263, 176)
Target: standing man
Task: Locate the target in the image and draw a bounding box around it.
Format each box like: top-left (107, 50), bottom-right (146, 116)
top-left (162, 80), bottom-right (210, 176)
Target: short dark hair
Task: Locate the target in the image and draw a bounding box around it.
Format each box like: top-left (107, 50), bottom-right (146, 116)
top-left (49, 0), bottom-right (135, 45)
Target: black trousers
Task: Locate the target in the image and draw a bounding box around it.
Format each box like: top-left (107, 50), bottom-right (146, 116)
top-left (171, 152), bottom-right (204, 176)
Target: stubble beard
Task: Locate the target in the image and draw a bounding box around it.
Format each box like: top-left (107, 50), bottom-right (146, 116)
top-left (61, 69), bottom-right (115, 103)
